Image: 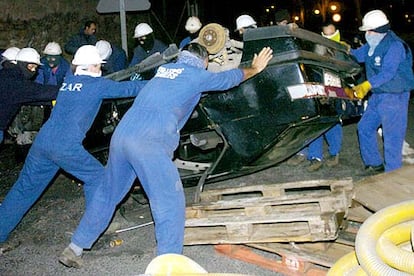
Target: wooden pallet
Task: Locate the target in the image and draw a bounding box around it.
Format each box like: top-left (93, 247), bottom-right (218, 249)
top-left (208, 167), bottom-right (414, 272)
top-left (184, 179), bottom-right (353, 245)
top-left (212, 216), bottom-right (359, 275)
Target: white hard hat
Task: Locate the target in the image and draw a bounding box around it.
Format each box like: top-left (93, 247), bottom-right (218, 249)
top-left (15, 47), bottom-right (42, 65)
top-left (72, 45), bottom-right (105, 65)
top-left (359, 10), bottom-right (389, 31)
top-left (185, 16), bottom-right (202, 34)
top-left (2, 46), bottom-right (20, 61)
top-left (95, 40), bottom-right (112, 60)
top-left (134, 23), bottom-right (153, 38)
top-left (43, 42), bottom-right (62, 55)
top-left (236, 14), bottom-right (257, 31)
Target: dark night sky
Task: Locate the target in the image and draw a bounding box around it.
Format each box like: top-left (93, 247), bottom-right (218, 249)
top-left (149, 0), bottom-right (413, 43)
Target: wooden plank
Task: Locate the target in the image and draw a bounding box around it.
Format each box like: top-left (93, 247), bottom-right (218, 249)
top-left (187, 193), bottom-right (349, 220)
top-left (184, 214), bottom-right (340, 244)
top-left (200, 178), bottom-right (353, 203)
top-left (347, 205), bottom-right (373, 223)
top-left (353, 165), bottom-right (414, 212)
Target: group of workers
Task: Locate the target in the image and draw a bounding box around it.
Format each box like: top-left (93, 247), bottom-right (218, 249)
top-left (0, 13), bottom-right (273, 269)
top-left (287, 10), bottom-right (414, 174)
top-left (0, 8), bottom-right (413, 272)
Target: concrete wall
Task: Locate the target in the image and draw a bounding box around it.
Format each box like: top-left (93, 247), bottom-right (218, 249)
top-left (0, 0), bottom-right (155, 60)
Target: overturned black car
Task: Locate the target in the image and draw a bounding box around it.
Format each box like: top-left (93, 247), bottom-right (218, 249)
top-left (82, 24), bottom-right (365, 191)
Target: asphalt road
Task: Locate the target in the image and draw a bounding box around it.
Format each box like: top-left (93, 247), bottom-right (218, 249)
top-left (0, 98), bottom-right (413, 275)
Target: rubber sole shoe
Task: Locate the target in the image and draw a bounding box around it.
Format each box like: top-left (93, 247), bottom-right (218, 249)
top-left (358, 164), bottom-right (385, 177)
top-left (326, 155), bottom-right (339, 167)
top-left (59, 247), bottom-right (83, 268)
top-left (365, 164), bottom-right (384, 173)
top-left (307, 159), bottom-right (323, 172)
top-left (287, 154), bottom-right (306, 166)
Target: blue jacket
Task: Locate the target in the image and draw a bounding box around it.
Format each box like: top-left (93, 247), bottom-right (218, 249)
top-left (129, 39), bottom-right (168, 79)
top-left (35, 56), bottom-right (72, 86)
top-left (39, 75), bottom-right (147, 144)
top-left (0, 66), bottom-right (59, 131)
top-left (129, 39), bottom-right (168, 66)
top-left (179, 36), bottom-right (191, 49)
top-left (102, 44), bottom-right (127, 75)
top-left (64, 29), bottom-right (98, 55)
top-left (351, 31), bottom-right (414, 93)
top-left (126, 62), bottom-right (244, 132)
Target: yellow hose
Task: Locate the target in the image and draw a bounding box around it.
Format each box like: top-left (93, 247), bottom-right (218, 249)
top-left (329, 200), bottom-right (414, 275)
top-left (327, 251), bottom-right (366, 276)
top-left (411, 225), bottom-right (414, 249)
top-left (355, 200), bottom-right (414, 275)
top-left (376, 221), bottom-right (414, 274)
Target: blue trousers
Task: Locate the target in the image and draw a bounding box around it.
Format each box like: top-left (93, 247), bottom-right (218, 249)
top-left (71, 110), bottom-right (186, 255)
top-left (0, 130), bottom-right (3, 144)
top-left (308, 124), bottom-right (342, 160)
top-left (358, 92), bottom-right (410, 172)
top-left (0, 137), bottom-right (104, 242)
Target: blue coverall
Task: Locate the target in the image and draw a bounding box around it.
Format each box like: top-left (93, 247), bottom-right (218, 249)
top-left (64, 29), bottom-right (97, 55)
top-left (35, 56), bottom-right (72, 86)
top-left (129, 38), bottom-right (167, 80)
top-left (307, 124), bottom-right (342, 161)
top-left (129, 39), bottom-right (167, 67)
top-left (70, 60), bottom-right (245, 255)
top-left (179, 36), bottom-right (192, 49)
top-left (0, 74), bottom-right (146, 242)
top-left (351, 31), bottom-right (414, 172)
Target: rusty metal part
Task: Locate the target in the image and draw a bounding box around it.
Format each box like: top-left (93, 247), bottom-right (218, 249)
top-left (109, 239), bottom-right (123, 247)
top-left (198, 23), bottom-right (226, 54)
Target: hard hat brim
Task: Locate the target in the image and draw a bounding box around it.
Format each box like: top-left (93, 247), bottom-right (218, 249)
top-left (359, 25), bottom-right (371, 31)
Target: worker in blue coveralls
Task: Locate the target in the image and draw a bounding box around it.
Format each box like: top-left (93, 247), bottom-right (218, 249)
top-left (35, 42), bottom-right (73, 121)
top-left (348, 10), bottom-right (414, 173)
top-left (0, 47), bottom-right (59, 145)
top-left (0, 45), bottom-right (147, 253)
top-left (64, 20), bottom-right (97, 56)
top-left (59, 43), bottom-right (273, 268)
top-left (95, 40), bottom-right (127, 76)
top-left (287, 22), bottom-right (348, 172)
top-left (129, 23), bottom-right (168, 80)
top-left (35, 42), bottom-right (72, 86)
top-left (179, 16), bottom-right (202, 49)
top-left (304, 22), bottom-right (349, 172)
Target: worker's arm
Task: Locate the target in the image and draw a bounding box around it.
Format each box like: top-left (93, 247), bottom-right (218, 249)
top-left (241, 47), bottom-right (273, 81)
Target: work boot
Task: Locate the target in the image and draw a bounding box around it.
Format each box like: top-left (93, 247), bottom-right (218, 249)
top-left (0, 240), bottom-right (21, 255)
top-left (287, 154), bottom-right (306, 166)
top-left (307, 158), bottom-right (323, 172)
top-left (358, 164), bottom-right (385, 177)
top-left (364, 164), bottom-right (384, 173)
top-left (326, 155), bottom-right (339, 167)
top-left (59, 247), bottom-right (83, 268)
